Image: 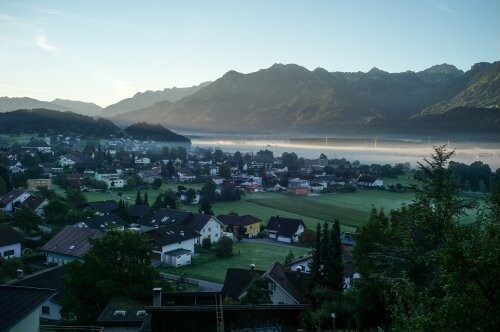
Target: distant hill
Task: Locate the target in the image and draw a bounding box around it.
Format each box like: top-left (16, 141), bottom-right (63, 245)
top-left (0, 109), bottom-right (118, 136)
top-left (0, 97), bottom-right (71, 113)
top-left (113, 62), bottom-right (499, 135)
top-left (51, 98), bottom-right (103, 116)
top-left (0, 97), bottom-right (102, 117)
top-left (124, 122), bottom-right (190, 143)
top-left (101, 81), bottom-right (212, 118)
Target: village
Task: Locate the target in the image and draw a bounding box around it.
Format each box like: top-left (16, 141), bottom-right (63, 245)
top-left (0, 134), bottom-right (415, 331)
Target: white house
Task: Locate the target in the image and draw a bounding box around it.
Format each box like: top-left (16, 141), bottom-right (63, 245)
top-left (0, 225), bottom-right (23, 259)
top-left (58, 154), bottom-right (77, 167)
top-left (145, 224), bottom-right (199, 267)
top-left (0, 189), bottom-right (31, 213)
top-left (266, 216), bottom-right (305, 243)
top-left (0, 286), bottom-right (57, 332)
top-left (95, 171), bottom-right (125, 188)
top-left (135, 157), bottom-right (151, 165)
top-left (185, 214), bottom-right (224, 244)
top-left (357, 175), bottom-right (384, 187)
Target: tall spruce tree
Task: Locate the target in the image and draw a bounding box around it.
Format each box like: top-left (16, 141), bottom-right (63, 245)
top-left (135, 190), bottom-right (142, 205)
top-left (330, 220), bottom-right (344, 292)
top-left (143, 192), bottom-right (149, 205)
top-left (308, 223), bottom-right (322, 290)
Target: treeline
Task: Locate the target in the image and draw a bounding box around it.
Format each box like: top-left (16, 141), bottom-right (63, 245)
top-left (123, 122), bottom-right (191, 143)
top-left (449, 160), bottom-right (496, 192)
top-left (0, 109), bottom-right (118, 136)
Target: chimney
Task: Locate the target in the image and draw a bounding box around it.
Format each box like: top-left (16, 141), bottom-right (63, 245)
top-left (153, 287), bottom-right (162, 306)
top-left (250, 264), bottom-right (255, 271)
top-left (16, 269), bottom-right (24, 279)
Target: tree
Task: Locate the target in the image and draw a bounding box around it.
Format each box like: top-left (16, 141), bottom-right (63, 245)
top-left (218, 163), bottom-right (231, 179)
top-left (152, 178), bottom-right (162, 189)
top-left (200, 181), bottom-right (217, 203)
top-left (0, 166), bottom-right (12, 192)
top-left (0, 177), bottom-right (6, 196)
top-left (12, 205), bottom-right (41, 233)
top-left (43, 198), bottom-right (72, 225)
top-left (201, 237), bottom-right (211, 250)
top-left (284, 250), bottom-right (295, 265)
top-left (66, 188), bottom-right (87, 208)
top-left (135, 190), bottom-right (142, 205)
top-left (240, 278), bottom-right (272, 304)
top-left (328, 220), bottom-right (343, 292)
top-left (185, 188), bottom-right (196, 204)
top-left (143, 192), bottom-right (149, 205)
top-left (198, 196), bottom-right (214, 215)
top-left (308, 223), bottom-right (322, 290)
top-left (62, 230), bottom-right (156, 324)
top-left (216, 236), bottom-right (233, 258)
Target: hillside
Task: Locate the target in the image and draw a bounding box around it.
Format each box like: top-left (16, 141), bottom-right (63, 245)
top-left (101, 81), bottom-right (212, 118)
top-left (124, 122), bottom-right (190, 143)
top-left (0, 97), bottom-right (70, 113)
top-left (113, 62), bottom-right (499, 134)
top-left (0, 109), bottom-right (119, 136)
top-left (51, 98), bottom-right (103, 116)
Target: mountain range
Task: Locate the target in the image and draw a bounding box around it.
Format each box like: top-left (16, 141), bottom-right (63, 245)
top-left (1, 61), bottom-right (498, 136)
top-left (0, 97), bottom-right (103, 117)
top-left (112, 61), bottom-right (500, 135)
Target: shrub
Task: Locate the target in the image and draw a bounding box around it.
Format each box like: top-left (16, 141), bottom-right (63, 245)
top-left (202, 237), bottom-right (212, 250)
top-left (216, 236), bottom-right (233, 258)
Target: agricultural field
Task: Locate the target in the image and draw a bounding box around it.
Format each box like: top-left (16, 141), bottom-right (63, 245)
top-left (159, 242), bottom-right (310, 283)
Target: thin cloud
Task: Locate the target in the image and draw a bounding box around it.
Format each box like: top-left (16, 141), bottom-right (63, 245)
top-left (35, 34), bottom-right (58, 54)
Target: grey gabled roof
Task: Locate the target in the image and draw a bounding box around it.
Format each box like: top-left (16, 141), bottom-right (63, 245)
top-left (87, 200), bottom-right (119, 214)
top-left (0, 285), bottom-right (57, 332)
top-left (266, 216), bottom-right (305, 238)
top-left (41, 226), bottom-right (103, 258)
top-left (0, 189), bottom-right (28, 206)
top-left (145, 223), bottom-right (199, 246)
top-left (9, 266), bottom-right (67, 304)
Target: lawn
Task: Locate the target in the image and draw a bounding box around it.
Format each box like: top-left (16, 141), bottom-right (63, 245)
top-left (159, 242), bottom-right (310, 283)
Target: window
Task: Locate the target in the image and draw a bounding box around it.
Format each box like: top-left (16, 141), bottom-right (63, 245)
top-left (3, 250), bottom-right (14, 257)
top-left (270, 282), bottom-right (277, 292)
top-left (208, 227), bottom-right (211, 232)
top-left (42, 306), bottom-right (50, 315)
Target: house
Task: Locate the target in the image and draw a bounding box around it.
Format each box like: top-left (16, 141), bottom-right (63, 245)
top-left (0, 285), bottom-right (57, 332)
top-left (356, 175), bottom-right (384, 187)
top-left (135, 157), bottom-right (151, 165)
top-left (0, 189), bottom-right (31, 213)
top-left (22, 139), bottom-right (52, 153)
top-left (40, 226), bottom-right (103, 265)
top-left (287, 178), bottom-right (311, 196)
top-left (95, 171), bottom-right (125, 188)
top-left (222, 262), bottom-right (305, 304)
top-left (9, 266), bottom-right (67, 321)
top-left (309, 181), bottom-right (327, 193)
top-left (86, 200), bottom-right (119, 215)
top-left (266, 216), bottom-right (305, 243)
top-left (142, 209), bottom-right (224, 244)
top-left (26, 178), bottom-right (52, 190)
top-left (23, 196), bottom-right (49, 216)
top-left (0, 225), bottom-right (24, 259)
top-left (59, 152), bottom-right (96, 171)
top-left (145, 223), bottom-right (199, 266)
top-left (126, 204), bottom-right (151, 223)
top-left (217, 214), bottom-right (261, 238)
top-left (75, 214), bottom-right (126, 230)
top-left (97, 296), bottom-right (150, 331)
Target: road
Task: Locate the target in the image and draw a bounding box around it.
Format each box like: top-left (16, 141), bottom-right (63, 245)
top-left (159, 272), bottom-right (223, 292)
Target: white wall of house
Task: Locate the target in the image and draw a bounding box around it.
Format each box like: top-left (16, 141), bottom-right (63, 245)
top-left (58, 156), bottom-right (76, 167)
top-left (289, 260), bottom-right (311, 273)
top-left (39, 300), bottom-right (61, 321)
top-left (161, 238), bottom-right (196, 263)
top-left (0, 243), bottom-right (21, 259)
top-left (268, 278), bottom-right (299, 305)
top-left (198, 218), bottom-right (223, 243)
top-left (1, 192), bottom-right (31, 212)
top-left (10, 308), bottom-right (39, 332)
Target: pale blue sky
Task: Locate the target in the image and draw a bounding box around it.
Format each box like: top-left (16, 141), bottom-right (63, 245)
top-left (0, 0), bottom-right (498, 107)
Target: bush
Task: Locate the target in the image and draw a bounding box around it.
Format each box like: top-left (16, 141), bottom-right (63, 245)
top-left (299, 229), bottom-right (316, 243)
top-left (202, 237), bottom-right (211, 250)
top-left (216, 236), bottom-right (233, 258)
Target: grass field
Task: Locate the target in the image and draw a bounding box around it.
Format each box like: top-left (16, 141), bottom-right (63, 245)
top-left (159, 242), bottom-right (310, 283)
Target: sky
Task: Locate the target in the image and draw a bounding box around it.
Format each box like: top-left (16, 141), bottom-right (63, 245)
top-left (0, 0), bottom-right (498, 107)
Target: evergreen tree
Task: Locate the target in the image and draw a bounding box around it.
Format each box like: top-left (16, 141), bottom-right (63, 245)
top-left (143, 192), bottom-right (149, 205)
top-left (320, 222), bottom-right (330, 279)
top-left (163, 190), bottom-right (177, 209)
top-left (135, 190), bottom-right (142, 205)
top-left (0, 177), bottom-right (6, 196)
top-left (116, 200), bottom-right (128, 222)
top-left (198, 196), bottom-right (214, 215)
top-left (308, 223), bottom-right (322, 290)
top-left (329, 220), bottom-right (344, 292)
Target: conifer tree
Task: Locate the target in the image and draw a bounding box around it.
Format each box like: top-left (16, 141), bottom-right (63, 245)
top-left (135, 190), bottom-right (142, 205)
top-left (308, 223), bottom-right (322, 290)
top-left (143, 192), bottom-right (149, 205)
top-left (330, 219), bottom-right (344, 292)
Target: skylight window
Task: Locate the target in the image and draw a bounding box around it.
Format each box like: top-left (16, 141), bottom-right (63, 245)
top-left (69, 245), bottom-right (76, 250)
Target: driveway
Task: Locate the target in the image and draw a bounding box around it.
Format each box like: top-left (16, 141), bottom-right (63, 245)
top-left (159, 272), bottom-right (223, 292)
